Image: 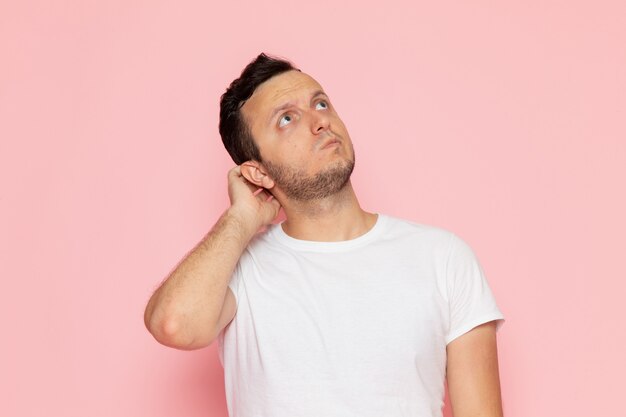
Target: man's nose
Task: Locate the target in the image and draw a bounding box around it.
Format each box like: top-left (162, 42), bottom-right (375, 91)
top-left (311, 111), bottom-right (330, 134)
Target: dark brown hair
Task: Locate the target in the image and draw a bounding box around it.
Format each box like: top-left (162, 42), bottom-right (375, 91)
top-left (219, 53), bottom-right (298, 164)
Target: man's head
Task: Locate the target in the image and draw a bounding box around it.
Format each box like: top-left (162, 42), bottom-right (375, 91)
top-left (219, 53), bottom-right (355, 202)
top-left (219, 53), bottom-right (297, 165)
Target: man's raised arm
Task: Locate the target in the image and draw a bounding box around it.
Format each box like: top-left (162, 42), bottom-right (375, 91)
top-left (143, 166), bottom-right (280, 350)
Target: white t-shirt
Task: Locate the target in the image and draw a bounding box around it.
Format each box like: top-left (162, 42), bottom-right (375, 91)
top-left (217, 214), bottom-right (505, 417)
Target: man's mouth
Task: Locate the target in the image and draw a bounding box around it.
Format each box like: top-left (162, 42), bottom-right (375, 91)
top-left (320, 138), bottom-right (341, 150)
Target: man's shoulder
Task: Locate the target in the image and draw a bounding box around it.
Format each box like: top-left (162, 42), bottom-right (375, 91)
top-left (378, 213), bottom-right (455, 243)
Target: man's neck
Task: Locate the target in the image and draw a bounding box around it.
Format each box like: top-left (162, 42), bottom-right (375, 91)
top-left (278, 183), bottom-right (378, 242)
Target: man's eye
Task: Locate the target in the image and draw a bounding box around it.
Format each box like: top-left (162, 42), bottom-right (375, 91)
top-left (315, 101), bottom-right (328, 110)
top-left (278, 114), bottom-right (292, 127)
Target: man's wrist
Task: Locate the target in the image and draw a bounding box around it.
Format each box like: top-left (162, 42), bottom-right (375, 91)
top-left (223, 206), bottom-right (262, 241)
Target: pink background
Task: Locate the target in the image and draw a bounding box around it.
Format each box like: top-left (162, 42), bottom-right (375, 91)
top-left (1, 1), bottom-right (624, 416)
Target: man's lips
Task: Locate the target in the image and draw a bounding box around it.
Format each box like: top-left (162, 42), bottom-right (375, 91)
top-left (320, 138), bottom-right (341, 150)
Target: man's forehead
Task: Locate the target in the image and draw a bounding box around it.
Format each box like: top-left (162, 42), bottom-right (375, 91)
top-left (249, 71), bottom-right (324, 108)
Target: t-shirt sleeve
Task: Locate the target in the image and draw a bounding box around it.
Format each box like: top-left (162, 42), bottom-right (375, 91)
top-left (227, 260), bottom-right (243, 308)
top-left (218, 261), bottom-right (242, 367)
top-left (444, 233), bottom-right (505, 345)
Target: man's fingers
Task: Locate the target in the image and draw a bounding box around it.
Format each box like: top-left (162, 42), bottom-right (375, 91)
top-left (228, 165), bottom-right (280, 224)
top-left (228, 165), bottom-right (242, 178)
top-left (229, 165), bottom-right (260, 194)
top-left (268, 195), bottom-right (281, 209)
top-left (254, 188), bottom-right (273, 201)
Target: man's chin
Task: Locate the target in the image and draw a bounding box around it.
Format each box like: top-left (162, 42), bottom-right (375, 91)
top-left (268, 159), bottom-right (355, 201)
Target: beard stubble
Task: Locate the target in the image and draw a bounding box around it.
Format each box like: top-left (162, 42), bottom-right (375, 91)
top-left (262, 153), bottom-right (356, 201)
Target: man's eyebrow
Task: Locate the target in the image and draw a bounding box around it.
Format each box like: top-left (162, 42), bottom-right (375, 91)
top-left (268, 102), bottom-right (294, 125)
top-left (267, 90), bottom-right (328, 125)
top-left (310, 90), bottom-right (327, 101)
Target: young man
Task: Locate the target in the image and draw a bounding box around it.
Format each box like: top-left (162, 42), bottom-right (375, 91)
top-left (144, 53), bottom-right (506, 417)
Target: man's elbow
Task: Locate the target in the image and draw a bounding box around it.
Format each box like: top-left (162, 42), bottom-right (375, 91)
top-left (145, 313), bottom-right (214, 351)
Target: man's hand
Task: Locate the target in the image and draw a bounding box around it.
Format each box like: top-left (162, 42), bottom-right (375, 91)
top-left (227, 165), bottom-right (281, 233)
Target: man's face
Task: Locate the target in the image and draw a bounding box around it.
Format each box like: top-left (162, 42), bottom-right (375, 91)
top-left (241, 70), bottom-right (355, 201)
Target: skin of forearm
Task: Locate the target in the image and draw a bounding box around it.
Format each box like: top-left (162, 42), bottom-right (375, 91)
top-left (144, 208), bottom-right (258, 349)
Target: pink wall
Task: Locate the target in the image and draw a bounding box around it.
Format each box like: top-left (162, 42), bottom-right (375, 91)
top-left (1, 1), bottom-right (624, 416)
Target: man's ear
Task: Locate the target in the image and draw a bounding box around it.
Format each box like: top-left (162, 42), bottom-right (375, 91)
top-left (240, 161), bottom-right (275, 190)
